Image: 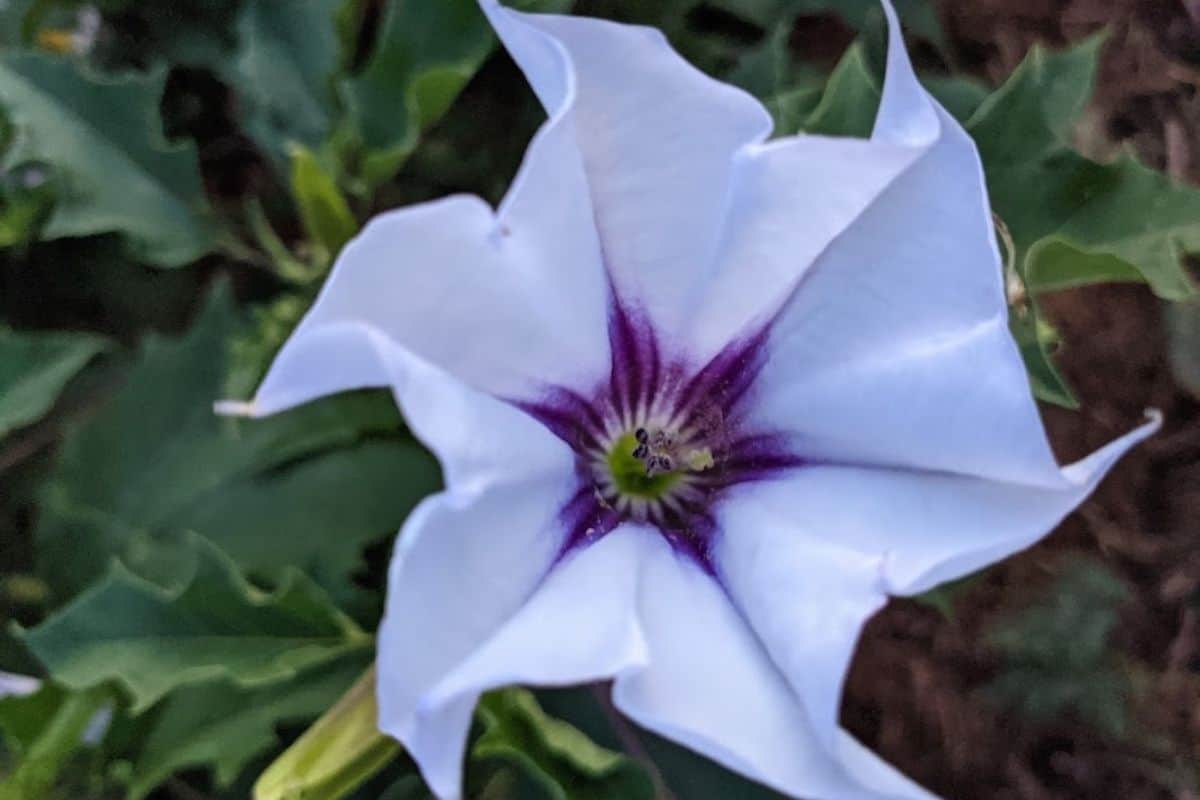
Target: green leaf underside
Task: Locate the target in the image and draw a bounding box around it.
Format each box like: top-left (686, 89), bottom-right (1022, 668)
top-left (231, 0), bottom-right (344, 163)
top-left (967, 36), bottom-right (1198, 301)
top-left (0, 328), bottom-right (106, 438)
top-left (342, 0), bottom-right (494, 186)
top-left (35, 286), bottom-right (439, 604)
top-left (803, 41), bottom-right (879, 138)
top-left (1167, 296), bottom-right (1200, 400)
top-left (127, 651), bottom-right (370, 799)
top-left (289, 143), bottom-right (358, 258)
top-left (21, 531), bottom-right (367, 713)
top-left (475, 689), bottom-right (655, 800)
top-left (0, 54), bottom-right (214, 267)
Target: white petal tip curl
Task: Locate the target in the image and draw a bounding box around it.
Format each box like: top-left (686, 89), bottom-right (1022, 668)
top-left (212, 399), bottom-right (258, 417)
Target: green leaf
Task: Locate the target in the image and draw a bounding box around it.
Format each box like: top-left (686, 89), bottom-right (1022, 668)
top-left (922, 75), bottom-right (989, 123)
top-left (967, 36), bottom-right (1197, 301)
top-left (473, 689), bottom-right (655, 800)
top-left (341, 0), bottom-right (493, 187)
top-left (1009, 304), bottom-right (1078, 409)
top-left (985, 559), bottom-right (1132, 739)
top-left (0, 54), bottom-right (215, 267)
top-left (21, 531), bottom-right (367, 713)
top-left (127, 651), bottom-right (370, 799)
top-left (802, 41), bottom-right (880, 138)
top-left (253, 666), bottom-right (398, 800)
top-left (289, 144), bottom-right (358, 261)
top-left (231, 0), bottom-right (345, 164)
top-left (0, 683), bottom-right (110, 800)
top-left (0, 679), bottom-right (61, 755)
top-left (536, 688), bottom-right (784, 800)
top-left (1168, 296), bottom-right (1200, 400)
top-left (0, 328), bottom-right (106, 438)
top-left (35, 286), bottom-right (440, 606)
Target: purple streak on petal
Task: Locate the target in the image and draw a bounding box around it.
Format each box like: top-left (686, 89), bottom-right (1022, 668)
top-left (607, 299), bottom-right (642, 422)
top-left (556, 483), bottom-right (622, 560)
top-left (518, 387), bottom-right (607, 452)
top-left (656, 510), bottom-right (720, 576)
top-left (672, 327), bottom-right (769, 429)
top-left (719, 433), bottom-right (808, 481)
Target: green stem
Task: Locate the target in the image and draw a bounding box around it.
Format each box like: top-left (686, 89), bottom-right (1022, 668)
top-left (0, 685), bottom-right (111, 800)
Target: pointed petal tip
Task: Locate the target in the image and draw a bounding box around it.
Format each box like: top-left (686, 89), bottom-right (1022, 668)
top-left (213, 399), bottom-right (258, 417)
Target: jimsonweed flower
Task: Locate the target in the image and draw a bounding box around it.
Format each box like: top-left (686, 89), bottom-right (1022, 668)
top-left (225, 1), bottom-right (1159, 797)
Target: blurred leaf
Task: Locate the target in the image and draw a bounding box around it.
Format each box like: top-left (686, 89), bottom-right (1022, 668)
top-left (0, 54), bottom-right (215, 266)
top-left (225, 292), bottom-right (309, 399)
top-left (0, 235), bottom-right (204, 338)
top-left (473, 689), bottom-right (656, 800)
top-left (90, 0), bottom-right (243, 70)
top-left (922, 75), bottom-right (989, 123)
top-left (127, 650), bottom-right (370, 799)
top-left (0, 0), bottom-right (36, 48)
top-left (21, 531), bottom-right (367, 713)
top-left (709, 0), bottom-right (945, 51)
top-left (254, 665), bottom-right (398, 800)
top-left (0, 679), bottom-right (60, 755)
top-left (35, 286), bottom-right (439, 607)
top-left (341, 0), bottom-right (493, 188)
top-left (535, 686), bottom-right (789, 800)
top-left (231, 0), bottom-right (344, 164)
top-left (0, 328), bottom-right (106, 438)
top-left (968, 36), bottom-right (1197, 301)
top-left (802, 41), bottom-right (879, 138)
top-left (1009, 304), bottom-right (1078, 408)
top-left (377, 775), bottom-right (432, 800)
top-left (986, 559), bottom-right (1132, 739)
top-left (289, 143), bottom-right (358, 262)
top-left (0, 683), bottom-right (109, 799)
top-left (1168, 295), bottom-right (1200, 400)
top-left (0, 164), bottom-right (56, 246)
top-left (913, 572), bottom-right (982, 621)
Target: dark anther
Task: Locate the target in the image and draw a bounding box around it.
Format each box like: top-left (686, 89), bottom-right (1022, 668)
top-left (635, 428), bottom-right (649, 444)
top-left (632, 443), bottom-right (649, 459)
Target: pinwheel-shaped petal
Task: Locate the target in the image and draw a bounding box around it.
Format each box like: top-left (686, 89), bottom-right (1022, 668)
top-left (226, 2), bottom-right (1158, 797)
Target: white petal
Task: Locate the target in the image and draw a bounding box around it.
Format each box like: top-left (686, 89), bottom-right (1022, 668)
top-left (711, 511), bottom-right (888, 754)
top-left (484, 1), bottom-right (772, 343)
top-left (413, 525), bottom-right (651, 798)
top-left (743, 4), bottom-right (1077, 486)
top-left (612, 534), bottom-right (934, 800)
top-left (237, 9), bottom-right (614, 407)
top-left (686, 0), bottom-right (937, 360)
top-left (706, 416), bottom-right (1152, 774)
top-left (371, 363), bottom-right (582, 799)
top-left (696, 406), bottom-right (1150, 788)
top-left (275, 185), bottom-right (609, 401)
top-left (723, 410), bottom-right (1158, 604)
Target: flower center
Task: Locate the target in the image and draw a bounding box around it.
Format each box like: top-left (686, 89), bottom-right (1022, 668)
top-left (593, 419), bottom-right (720, 523)
top-left (606, 431), bottom-right (683, 499)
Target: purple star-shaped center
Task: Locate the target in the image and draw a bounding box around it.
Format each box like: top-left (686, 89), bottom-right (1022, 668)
top-left (520, 298), bottom-right (803, 571)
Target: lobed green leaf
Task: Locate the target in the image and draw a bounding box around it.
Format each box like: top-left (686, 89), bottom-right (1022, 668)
top-left (0, 54), bottom-right (215, 267)
top-left (0, 328), bottom-right (106, 438)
